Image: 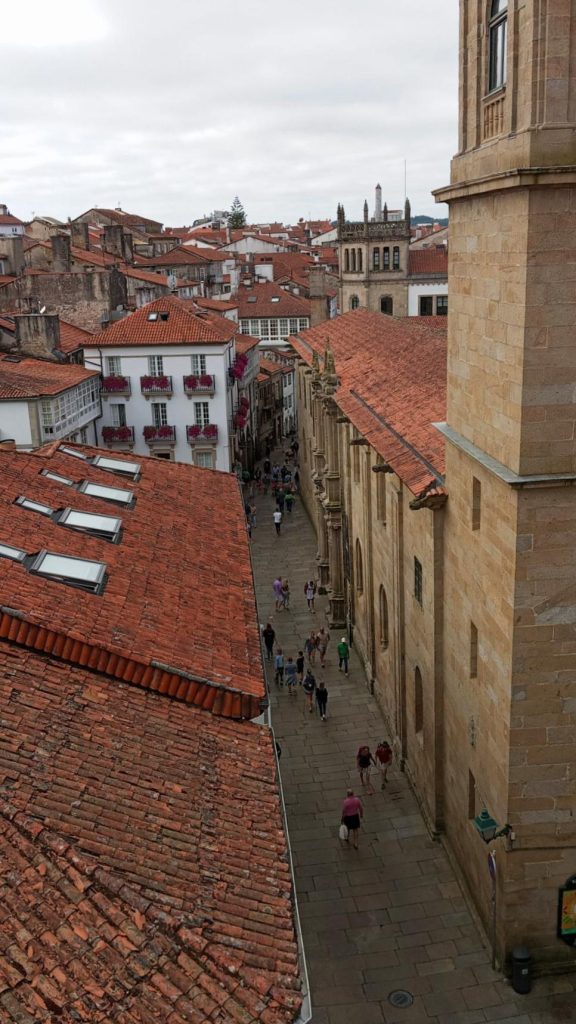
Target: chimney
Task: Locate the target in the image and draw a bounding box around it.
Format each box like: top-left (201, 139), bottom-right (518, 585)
top-left (225, 225), bottom-right (231, 244)
top-left (0, 204), bottom-right (8, 217)
top-left (50, 234), bottom-right (71, 272)
top-left (121, 231), bottom-right (133, 262)
top-left (0, 438), bottom-right (16, 450)
top-left (375, 184), bottom-right (382, 222)
top-left (103, 224), bottom-right (124, 258)
top-left (1, 236), bottom-right (24, 275)
top-left (15, 314), bottom-right (61, 361)
top-left (70, 222), bottom-right (90, 250)
top-left (309, 267), bottom-right (328, 327)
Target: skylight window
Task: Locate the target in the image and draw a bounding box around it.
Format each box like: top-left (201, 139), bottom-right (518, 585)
top-left (60, 446), bottom-right (89, 459)
top-left (0, 543), bottom-right (26, 563)
top-left (92, 455), bottom-right (141, 481)
top-left (40, 470), bottom-right (74, 486)
top-left (79, 481), bottom-right (135, 507)
top-left (246, 296), bottom-right (257, 303)
top-left (15, 497), bottom-right (54, 516)
top-left (147, 312), bottom-right (159, 321)
top-left (271, 296), bottom-right (280, 302)
top-left (30, 550), bottom-right (107, 593)
top-left (58, 508), bottom-right (122, 543)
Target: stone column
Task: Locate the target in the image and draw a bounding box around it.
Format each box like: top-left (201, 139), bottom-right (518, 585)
top-left (327, 513), bottom-right (346, 627)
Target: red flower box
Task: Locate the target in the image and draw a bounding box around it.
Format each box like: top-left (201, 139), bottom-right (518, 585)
top-left (141, 375), bottom-right (172, 391)
top-left (143, 424), bottom-right (175, 440)
top-left (102, 425), bottom-right (134, 442)
top-left (101, 375), bottom-right (130, 392)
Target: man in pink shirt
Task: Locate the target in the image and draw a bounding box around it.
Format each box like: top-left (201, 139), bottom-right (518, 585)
top-left (341, 789), bottom-right (364, 849)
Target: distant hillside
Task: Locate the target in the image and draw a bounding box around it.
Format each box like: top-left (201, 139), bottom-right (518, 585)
top-left (412, 215), bottom-right (449, 227)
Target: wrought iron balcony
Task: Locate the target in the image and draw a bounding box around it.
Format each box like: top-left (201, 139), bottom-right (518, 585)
top-left (140, 374), bottom-right (173, 396)
top-left (183, 373), bottom-right (215, 396)
top-left (101, 375), bottom-right (131, 397)
top-left (143, 425), bottom-right (176, 444)
top-left (186, 424), bottom-right (218, 445)
top-left (101, 425), bottom-right (135, 443)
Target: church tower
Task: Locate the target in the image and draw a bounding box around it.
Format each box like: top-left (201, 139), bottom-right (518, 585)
top-left (336, 191), bottom-right (411, 315)
top-left (436, 1), bottom-right (576, 967)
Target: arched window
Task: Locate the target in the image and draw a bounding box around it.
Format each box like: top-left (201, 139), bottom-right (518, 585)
top-left (355, 539), bottom-right (364, 593)
top-left (393, 246), bottom-right (400, 270)
top-left (380, 296), bottom-right (393, 315)
top-left (383, 247), bottom-right (390, 271)
top-left (350, 295), bottom-right (360, 310)
top-left (357, 248), bottom-right (363, 273)
top-left (373, 247), bottom-right (380, 271)
top-left (489, 0), bottom-right (507, 92)
top-left (351, 248), bottom-right (357, 272)
top-left (379, 586), bottom-right (389, 648)
top-left (415, 667), bottom-right (423, 733)
top-left (344, 248), bottom-right (350, 272)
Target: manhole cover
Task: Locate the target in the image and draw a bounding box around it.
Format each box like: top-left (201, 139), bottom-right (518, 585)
top-left (388, 990), bottom-right (414, 1009)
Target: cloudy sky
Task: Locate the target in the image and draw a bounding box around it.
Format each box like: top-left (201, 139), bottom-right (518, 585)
top-left (2, 0), bottom-right (459, 228)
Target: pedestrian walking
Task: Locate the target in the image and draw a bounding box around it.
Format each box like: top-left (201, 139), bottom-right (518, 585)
top-left (357, 745), bottom-right (376, 794)
top-left (276, 490), bottom-right (285, 513)
top-left (263, 472), bottom-right (270, 495)
top-left (294, 469), bottom-right (300, 491)
top-left (337, 636), bottom-right (350, 675)
top-left (285, 491), bottom-right (295, 514)
top-left (296, 649), bottom-right (305, 683)
top-left (249, 504), bottom-right (257, 528)
top-left (304, 631), bottom-right (317, 665)
top-left (262, 622), bottom-right (275, 661)
top-left (375, 740), bottom-right (393, 788)
top-left (273, 575), bottom-right (283, 611)
top-left (273, 508), bottom-right (282, 536)
top-left (304, 580), bottom-right (316, 612)
top-left (303, 668), bottom-right (316, 712)
top-left (317, 627), bottom-right (330, 668)
top-left (315, 680), bottom-right (328, 720)
top-left (281, 578), bottom-right (290, 609)
top-left (285, 656), bottom-right (298, 695)
top-left (272, 464), bottom-right (280, 482)
top-left (341, 789), bottom-right (363, 849)
top-left (263, 458), bottom-right (271, 475)
top-left (274, 648), bottom-right (284, 686)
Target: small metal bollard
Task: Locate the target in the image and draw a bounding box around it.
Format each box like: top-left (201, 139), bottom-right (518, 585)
top-left (511, 946), bottom-right (532, 994)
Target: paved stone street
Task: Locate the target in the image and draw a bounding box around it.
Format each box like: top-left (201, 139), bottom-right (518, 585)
top-left (250, 470), bottom-right (576, 1024)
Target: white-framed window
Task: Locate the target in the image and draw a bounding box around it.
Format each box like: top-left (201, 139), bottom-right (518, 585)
top-left (279, 318), bottom-right (289, 336)
top-left (269, 320), bottom-right (279, 338)
top-left (194, 401), bottom-right (210, 426)
top-left (111, 404), bottom-right (127, 427)
top-left (249, 319), bottom-right (260, 335)
top-left (240, 319), bottom-right (250, 334)
top-left (298, 318), bottom-right (309, 331)
top-left (289, 318), bottom-right (298, 334)
top-left (148, 355), bottom-right (164, 376)
top-left (260, 319), bottom-right (270, 338)
top-left (152, 402), bottom-right (168, 427)
top-left (191, 354), bottom-right (207, 375)
top-left (106, 356), bottom-right (122, 375)
top-left (195, 450), bottom-right (215, 469)
top-left (40, 380), bottom-right (100, 439)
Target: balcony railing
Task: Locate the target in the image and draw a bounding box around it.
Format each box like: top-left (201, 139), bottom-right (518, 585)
top-left (101, 375), bottom-right (131, 397)
top-left (140, 374), bottom-right (173, 397)
top-left (143, 425), bottom-right (176, 444)
top-left (183, 373), bottom-right (215, 396)
top-left (102, 425), bottom-right (135, 444)
top-left (187, 424), bottom-right (218, 445)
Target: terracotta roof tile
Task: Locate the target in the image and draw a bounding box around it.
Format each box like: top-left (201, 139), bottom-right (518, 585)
top-left (237, 282), bottom-right (310, 319)
top-left (0, 648), bottom-right (300, 1022)
top-left (408, 248), bottom-right (448, 275)
top-left (0, 355), bottom-right (99, 399)
top-left (92, 296), bottom-right (237, 347)
top-left (0, 443), bottom-right (265, 712)
top-left (292, 309), bottom-right (446, 494)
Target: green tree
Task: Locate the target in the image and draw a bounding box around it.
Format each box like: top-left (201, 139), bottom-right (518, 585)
top-left (229, 196), bottom-right (246, 228)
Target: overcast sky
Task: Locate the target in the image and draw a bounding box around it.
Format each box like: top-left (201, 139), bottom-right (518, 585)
top-left (2, 0), bottom-right (459, 228)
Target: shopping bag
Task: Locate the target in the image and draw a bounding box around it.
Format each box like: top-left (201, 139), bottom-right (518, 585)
top-left (339, 823), bottom-right (349, 841)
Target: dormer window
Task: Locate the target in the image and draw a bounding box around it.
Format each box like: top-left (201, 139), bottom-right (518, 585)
top-left (488, 0), bottom-right (507, 92)
top-left (0, 543), bottom-right (26, 563)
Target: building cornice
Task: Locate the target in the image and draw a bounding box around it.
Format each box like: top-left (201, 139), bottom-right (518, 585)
top-left (434, 165), bottom-right (576, 204)
top-left (436, 422), bottom-right (576, 489)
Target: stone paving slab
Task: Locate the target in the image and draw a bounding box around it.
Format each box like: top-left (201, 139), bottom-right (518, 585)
top-left (249, 465), bottom-right (576, 1024)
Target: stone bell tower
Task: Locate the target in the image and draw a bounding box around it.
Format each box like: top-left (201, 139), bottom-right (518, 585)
top-left (435, 0), bottom-right (576, 968)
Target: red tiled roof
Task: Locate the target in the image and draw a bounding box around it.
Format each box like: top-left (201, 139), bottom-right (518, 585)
top-left (292, 310), bottom-right (447, 494)
top-left (73, 208), bottom-right (162, 229)
top-left (0, 443), bottom-right (265, 714)
top-left (0, 355), bottom-right (98, 399)
top-left (196, 296), bottom-right (239, 313)
top-left (0, 214), bottom-right (23, 226)
top-left (0, 646), bottom-right (300, 1023)
top-left (408, 248), bottom-right (448, 276)
top-left (236, 334), bottom-right (260, 354)
top-left (237, 282), bottom-right (310, 319)
top-left (58, 320), bottom-right (95, 354)
top-left (91, 296), bottom-right (237, 347)
top-left (124, 266), bottom-right (172, 287)
top-left (134, 246), bottom-right (218, 268)
top-left (258, 358), bottom-right (284, 377)
top-left (182, 246), bottom-right (231, 263)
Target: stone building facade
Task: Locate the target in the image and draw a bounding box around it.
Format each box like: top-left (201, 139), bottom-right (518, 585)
top-left (294, 0), bottom-right (576, 973)
top-left (336, 198), bottom-right (412, 316)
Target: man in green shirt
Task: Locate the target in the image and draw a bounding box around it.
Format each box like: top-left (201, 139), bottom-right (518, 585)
top-left (337, 637), bottom-right (350, 676)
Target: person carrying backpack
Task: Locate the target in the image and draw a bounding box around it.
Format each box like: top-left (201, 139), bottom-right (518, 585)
top-left (303, 669), bottom-right (316, 712)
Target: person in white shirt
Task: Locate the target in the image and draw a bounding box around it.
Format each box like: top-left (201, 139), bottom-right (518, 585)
top-left (273, 509), bottom-right (282, 536)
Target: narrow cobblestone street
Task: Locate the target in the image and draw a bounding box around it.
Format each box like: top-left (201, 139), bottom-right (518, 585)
top-left (250, 469), bottom-right (576, 1024)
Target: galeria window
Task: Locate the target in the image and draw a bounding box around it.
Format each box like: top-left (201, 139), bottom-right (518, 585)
top-left (488, 0), bottom-right (507, 92)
